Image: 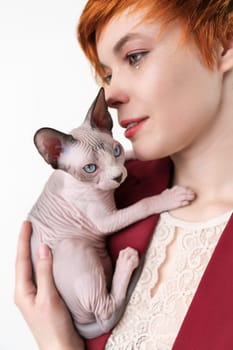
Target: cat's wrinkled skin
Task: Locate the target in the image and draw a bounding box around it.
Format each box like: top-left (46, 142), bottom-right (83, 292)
top-left (28, 88), bottom-right (195, 338)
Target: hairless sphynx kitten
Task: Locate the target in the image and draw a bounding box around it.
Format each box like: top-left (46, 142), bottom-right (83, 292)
top-left (28, 88), bottom-right (195, 338)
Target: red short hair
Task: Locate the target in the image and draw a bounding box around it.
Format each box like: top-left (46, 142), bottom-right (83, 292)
top-left (77, 0), bottom-right (233, 78)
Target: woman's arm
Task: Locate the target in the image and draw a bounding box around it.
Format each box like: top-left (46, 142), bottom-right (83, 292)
top-left (14, 221), bottom-right (85, 350)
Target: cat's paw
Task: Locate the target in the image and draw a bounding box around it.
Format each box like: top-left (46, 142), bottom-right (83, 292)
top-left (117, 247), bottom-right (139, 272)
top-left (112, 248), bottom-right (139, 304)
top-left (159, 186), bottom-right (195, 211)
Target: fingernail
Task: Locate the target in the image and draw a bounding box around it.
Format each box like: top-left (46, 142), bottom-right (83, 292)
top-left (38, 245), bottom-right (50, 259)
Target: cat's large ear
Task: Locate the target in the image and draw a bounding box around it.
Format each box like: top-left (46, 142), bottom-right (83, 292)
top-left (84, 88), bottom-right (113, 134)
top-left (34, 127), bottom-right (75, 169)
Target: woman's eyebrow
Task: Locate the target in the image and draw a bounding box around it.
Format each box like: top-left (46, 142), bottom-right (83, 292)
top-left (113, 33), bottom-right (141, 53)
top-left (99, 33), bottom-right (143, 69)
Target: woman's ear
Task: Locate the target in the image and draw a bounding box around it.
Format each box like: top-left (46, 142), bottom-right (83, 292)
top-left (219, 40), bottom-right (233, 73)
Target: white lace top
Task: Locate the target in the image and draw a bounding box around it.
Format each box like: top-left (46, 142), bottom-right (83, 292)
top-left (105, 210), bottom-right (233, 350)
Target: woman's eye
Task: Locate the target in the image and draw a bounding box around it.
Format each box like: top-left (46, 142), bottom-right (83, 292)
top-left (103, 74), bottom-right (112, 85)
top-left (83, 164), bottom-right (97, 173)
top-left (114, 145), bottom-right (121, 157)
top-left (127, 51), bottom-right (147, 66)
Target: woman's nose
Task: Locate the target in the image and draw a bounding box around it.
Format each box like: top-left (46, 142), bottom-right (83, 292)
top-left (105, 83), bottom-right (129, 109)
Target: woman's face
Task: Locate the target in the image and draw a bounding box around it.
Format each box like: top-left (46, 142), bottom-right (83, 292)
top-left (97, 10), bottom-right (223, 160)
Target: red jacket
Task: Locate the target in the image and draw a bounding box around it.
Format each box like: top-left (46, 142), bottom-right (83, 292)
top-left (86, 158), bottom-right (233, 350)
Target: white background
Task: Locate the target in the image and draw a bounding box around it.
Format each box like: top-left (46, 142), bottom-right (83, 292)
top-left (0, 1), bottom-right (130, 349)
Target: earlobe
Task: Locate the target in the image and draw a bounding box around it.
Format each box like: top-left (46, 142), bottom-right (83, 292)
top-left (219, 41), bottom-right (233, 73)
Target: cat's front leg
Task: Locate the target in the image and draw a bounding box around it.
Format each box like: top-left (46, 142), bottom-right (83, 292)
top-left (93, 247), bottom-right (139, 334)
top-left (95, 186), bottom-right (195, 234)
top-left (111, 247), bottom-right (139, 304)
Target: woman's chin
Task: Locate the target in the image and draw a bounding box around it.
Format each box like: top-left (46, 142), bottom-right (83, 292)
top-left (133, 147), bottom-right (169, 161)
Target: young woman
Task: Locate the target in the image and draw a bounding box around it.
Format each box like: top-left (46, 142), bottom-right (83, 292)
top-left (15, 0), bottom-right (233, 349)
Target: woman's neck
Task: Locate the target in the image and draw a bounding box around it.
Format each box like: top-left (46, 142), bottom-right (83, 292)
top-left (170, 108), bottom-right (233, 221)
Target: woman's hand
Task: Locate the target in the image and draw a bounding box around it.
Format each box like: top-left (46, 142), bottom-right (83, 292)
top-left (14, 221), bottom-right (85, 350)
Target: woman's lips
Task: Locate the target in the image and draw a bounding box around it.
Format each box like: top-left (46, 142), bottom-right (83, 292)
top-left (120, 117), bottom-right (149, 139)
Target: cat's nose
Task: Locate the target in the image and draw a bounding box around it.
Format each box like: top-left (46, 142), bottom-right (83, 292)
top-left (113, 173), bottom-right (123, 183)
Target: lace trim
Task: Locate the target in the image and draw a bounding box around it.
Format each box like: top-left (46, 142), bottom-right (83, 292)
top-left (161, 210), bottom-right (233, 229)
top-left (105, 211), bottom-right (232, 350)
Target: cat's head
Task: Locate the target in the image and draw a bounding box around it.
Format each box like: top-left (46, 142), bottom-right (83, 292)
top-left (34, 88), bottom-right (127, 191)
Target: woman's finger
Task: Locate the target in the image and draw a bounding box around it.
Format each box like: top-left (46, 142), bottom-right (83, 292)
top-left (36, 244), bottom-right (59, 300)
top-left (14, 221), bottom-right (36, 304)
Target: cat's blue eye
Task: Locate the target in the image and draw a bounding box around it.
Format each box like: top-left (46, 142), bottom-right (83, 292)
top-left (83, 164), bottom-right (97, 173)
top-left (114, 145), bottom-right (121, 157)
